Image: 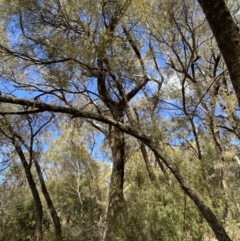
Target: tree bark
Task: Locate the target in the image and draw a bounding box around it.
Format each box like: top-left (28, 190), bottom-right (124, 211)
top-left (13, 137), bottom-right (43, 241)
top-left (197, 0), bottom-right (240, 106)
top-left (97, 54), bottom-right (126, 240)
top-left (103, 124), bottom-right (125, 241)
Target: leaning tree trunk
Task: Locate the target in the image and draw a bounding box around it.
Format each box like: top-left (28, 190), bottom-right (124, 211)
top-left (197, 0), bottom-right (240, 106)
top-left (34, 157), bottom-right (63, 240)
top-left (151, 148), bottom-right (232, 241)
top-left (13, 138), bottom-right (43, 241)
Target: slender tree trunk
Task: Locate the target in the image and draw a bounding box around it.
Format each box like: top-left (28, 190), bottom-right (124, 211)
top-left (34, 158), bottom-right (63, 240)
top-left (131, 107), bottom-right (160, 187)
top-left (13, 138), bottom-right (43, 241)
top-left (139, 143), bottom-right (159, 187)
top-left (197, 0), bottom-right (240, 106)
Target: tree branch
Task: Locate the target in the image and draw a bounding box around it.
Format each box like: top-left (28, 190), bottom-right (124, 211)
top-left (0, 94), bottom-right (232, 240)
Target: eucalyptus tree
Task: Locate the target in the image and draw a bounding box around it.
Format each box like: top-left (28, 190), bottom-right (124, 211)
top-left (0, 109), bottom-right (62, 240)
top-left (45, 123), bottom-right (110, 240)
top-left (0, 113), bottom-right (45, 240)
top-left (0, 0), bottom-right (240, 240)
top-left (0, 0), bottom-right (157, 239)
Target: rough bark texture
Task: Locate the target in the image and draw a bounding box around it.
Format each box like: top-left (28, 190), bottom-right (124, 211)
top-left (103, 124), bottom-right (125, 241)
top-left (198, 0), bottom-right (240, 106)
top-left (98, 69), bottom-right (126, 241)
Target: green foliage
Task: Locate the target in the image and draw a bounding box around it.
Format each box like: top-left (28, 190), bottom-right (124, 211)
top-left (42, 126), bottom-right (109, 240)
top-left (9, 200), bottom-right (35, 236)
top-left (0, 0), bottom-right (240, 240)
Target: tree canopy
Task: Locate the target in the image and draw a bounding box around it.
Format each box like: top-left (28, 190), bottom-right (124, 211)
top-left (0, 0), bottom-right (240, 240)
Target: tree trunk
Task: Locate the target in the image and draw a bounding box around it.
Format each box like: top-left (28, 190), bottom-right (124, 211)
top-left (103, 113), bottom-right (125, 241)
top-left (34, 158), bottom-right (63, 240)
top-left (13, 138), bottom-right (43, 241)
top-left (197, 0), bottom-right (240, 106)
